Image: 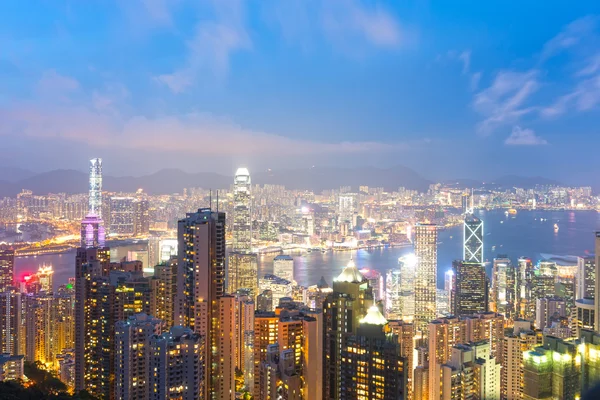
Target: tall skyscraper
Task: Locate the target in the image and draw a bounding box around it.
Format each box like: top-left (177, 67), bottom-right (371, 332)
top-left (415, 223), bottom-right (438, 334)
top-left (133, 199), bottom-right (150, 236)
top-left (228, 168), bottom-right (258, 297)
top-left (452, 260), bottom-right (489, 316)
top-left (491, 256), bottom-right (516, 317)
top-left (577, 255), bottom-right (595, 300)
top-left (0, 291), bottom-right (22, 356)
top-left (176, 208), bottom-right (232, 399)
top-left (0, 248), bottom-right (14, 291)
top-left (463, 214), bottom-right (483, 263)
top-left (109, 197), bottom-right (136, 235)
top-left (88, 158), bottom-right (102, 217)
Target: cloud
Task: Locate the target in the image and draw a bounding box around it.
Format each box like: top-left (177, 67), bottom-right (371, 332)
top-left (156, 0), bottom-right (250, 93)
top-left (37, 70), bottom-right (80, 95)
top-left (140, 0), bottom-right (175, 26)
top-left (541, 16), bottom-right (599, 60)
top-left (504, 126), bottom-right (548, 146)
top-left (541, 73), bottom-right (600, 117)
top-left (473, 70), bottom-right (539, 134)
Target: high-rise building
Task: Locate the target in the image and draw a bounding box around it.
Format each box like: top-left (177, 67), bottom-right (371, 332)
top-left (114, 313), bottom-right (162, 400)
top-left (518, 257), bottom-right (535, 320)
top-left (388, 320), bottom-right (415, 400)
top-left (232, 168), bottom-right (252, 252)
top-left (110, 197), bottom-right (136, 235)
top-left (234, 292), bottom-right (255, 391)
top-left (491, 256), bottom-right (515, 317)
top-left (577, 255), bottom-right (595, 300)
top-left (0, 291), bottom-right (22, 356)
top-left (535, 297), bottom-right (567, 329)
top-left (415, 223), bottom-right (438, 335)
top-left (0, 354), bottom-right (24, 382)
top-left (36, 264), bottom-right (54, 293)
top-left (273, 255), bottom-right (294, 284)
top-left (259, 344), bottom-right (302, 400)
top-left (175, 208), bottom-right (231, 399)
top-left (0, 248), bottom-right (14, 291)
top-left (428, 316), bottom-right (466, 400)
top-left (227, 252), bottom-right (258, 297)
top-left (338, 194), bottom-right (356, 230)
top-left (501, 321), bottom-right (542, 400)
top-left (152, 259), bottom-right (177, 329)
top-left (452, 260), bottom-right (488, 316)
top-left (339, 306), bottom-right (406, 400)
top-left (385, 268), bottom-right (402, 320)
top-left (24, 293), bottom-right (55, 365)
top-left (323, 258), bottom-right (373, 400)
top-left (463, 215), bottom-right (483, 263)
top-left (360, 268), bottom-right (384, 302)
top-left (80, 214), bottom-right (106, 248)
top-left (258, 274), bottom-right (293, 311)
top-left (133, 199), bottom-right (150, 236)
top-left (88, 158), bottom-right (102, 217)
top-left (149, 326), bottom-right (205, 400)
top-left (464, 312), bottom-right (505, 359)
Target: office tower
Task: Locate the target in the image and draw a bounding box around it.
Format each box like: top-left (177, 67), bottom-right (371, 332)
top-left (501, 321), bottom-right (542, 400)
top-left (0, 248), bottom-right (14, 291)
top-left (535, 297), bottom-right (567, 329)
top-left (463, 214), bottom-right (484, 263)
top-left (36, 264), bottom-right (54, 293)
top-left (339, 306), bottom-right (406, 400)
top-left (452, 260), bottom-right (488, 316)
top-left (176, 208), bottom-right (228, 399)
top-left (575, 298), bottom-right (596, 335)
top-left (523, 336), bottom-right (580, 400)
top-left (360, 268), bottom-right (383, 302)
top-left (232, 168), bottom-right (252, 252)
top-left (0, 354), bottom-right (24, 382)
top-left (114, 313), bottom-right (162, 400)
top-left (149, 326), bottom-right (204, 400)
top-left (0, 291), bottom-right (22, 356)
top-left (398, 254), bottom-right (417, 322)
top-left (89, 158), bottom-right (102, 217)
top-left (441, 341), bottom-right (501, 400)
top-left (338, 194), bottom-right (356, 229)
top-left (388, 320), bottom-right (415, 400)
top-left (415, 223), bottom-right (438, 335)
top-left (323, 258), bottom-right (373, 400)
top-left (577, 255), bottom-right (595, 300)
top-left (491, 256), bottom-right (516, 317)
top-left (464, 312), bottom-right (505, 359)
top-left (444, 269), bottom-right (454, 313)
top-left (80, 214), bottom-right (106, 248)
top-left (258, 274), bottom-right (293, 311)
top-left (273, 255), bottom-right (295, 284)
top-left (133, 199), bottom-right (150, 236)
top-left (110, 197), bottom-right (136, 235)
top-left (152, 259), bottom-right (177, 329)
top-left (257, 289), bottom-right (273, 312)
top-left (234, 292), bottom-right (255, 391)
top-left (428, 317), bottom-right (466, 400)
top-left (517, 257), bottom-right (535, 320)
top-left (227, 253), bottom-right (259, 297)
top-left (386, 269), bottom-right (402, 320)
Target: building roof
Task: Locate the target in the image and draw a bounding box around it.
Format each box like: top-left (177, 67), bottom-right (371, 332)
top-left (359, 306), bottom-right (388, 326)
top-left (334, 258), bottom-right (365, 283)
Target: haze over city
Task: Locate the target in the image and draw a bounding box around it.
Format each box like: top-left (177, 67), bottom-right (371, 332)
top-left (1, 1), bottom-right (600, 183)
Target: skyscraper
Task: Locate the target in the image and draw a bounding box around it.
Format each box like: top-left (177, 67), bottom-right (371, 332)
top-left (452, 260), bottom-right (489, 317)
top-left (491, 256), bottom-right (515, 317)
top-left (415, 223), bottom-right (438, 334)
top-left (0, 248), bottom-right (14, 292)
top-left (0, 291), bottom-right (22, 356)
top-left (176, 208), bottom-right (231, 399)
top-left (577, 255), bottom-right (595, 300)
top-left (273, 255), bottom-right (294, 284)
top-left (228, 168), bottom-right (258, 297)
top-left (463, 214), bottom-right (483, 263)
top-left (88, 158), bottom-right (102, 217)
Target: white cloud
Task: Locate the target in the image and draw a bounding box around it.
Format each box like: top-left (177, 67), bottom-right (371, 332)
top-left (473, 70), bottom-right (539, 134)
top-left (505, 126), bottom-right (548, 146)
top-left (37, 70), bottom-right (80, 95)
top-left (541, 16), bottom-right (598, 60)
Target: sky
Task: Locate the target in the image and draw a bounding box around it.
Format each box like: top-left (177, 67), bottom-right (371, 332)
top-left (1, 1), bottom-right (599, 184)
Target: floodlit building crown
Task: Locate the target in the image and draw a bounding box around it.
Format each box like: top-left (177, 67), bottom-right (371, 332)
top-left (334, 258), bottom-right (365, 283)
top-left (359, 306), bottom-right (388, 326)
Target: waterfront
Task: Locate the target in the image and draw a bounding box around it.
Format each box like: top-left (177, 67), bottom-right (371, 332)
top-left (15, 209), bottom-right (600, 290)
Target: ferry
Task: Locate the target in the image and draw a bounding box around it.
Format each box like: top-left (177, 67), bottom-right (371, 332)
top-left (508, 208), bottom-right (517, 215)
top-left (554, 223), bottom-right (559, 232)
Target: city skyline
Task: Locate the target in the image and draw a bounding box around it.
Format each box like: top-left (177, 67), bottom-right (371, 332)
top-left (1, 2), bottom-right (600, 183)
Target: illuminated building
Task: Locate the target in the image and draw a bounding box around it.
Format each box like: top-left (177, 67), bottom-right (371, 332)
top-left (233, 167), bottom-right (252, 252)
top-left (54, 285), bottom-right (75, 359)
top-left (428, 316), bottom-right (466, 400)
top-left (0, 354), bottom-right (24, 382)
top-left (148, 326), bottom-right (204, 400)
top-left (0, 248), bottom-right (14, 292)
top-left (110, 197), bottom-right (136, 235)
top-left (441, 341), bottom-right (501, 400)
top-left (577, 255), bottom-right (595, 300)
top-left (463, 312), bottom-right (504, 360)
top-left (517, 257), bottom-right (535, 320)
top-left (436, 288), bottom-right (450, 317)
top-left (445, 269), bottom-right (454, 313)
top-left (152, 258), bottom-right (177, 329)
top-left (259, 274), bottom-right (293, 311)
top-left (415, 223), bottom-right (437, 335)
top-left (578, 329), bottom-right (600, 393)
top-left (535, 297), bottom-right (567, 329)
top-left (36, 264), bottom-right (54, 293)
top-left (0, 291), bottom-right (22, 356)
top-left (501, 321), bottom-right (542, 400)
top-left (491, 256), bottom-right (516, 318)
top-left (259, 344), bottom-right (302, 400)
top-left (575, 298), bottom-right (596, 336)
top-left (303, 277), bottom-right (332, 311)
top-left (57, 351), bottom-right (75, 389)
top-left (88, 158), bottom-right (102, 217)
top-left (234, 292), bottom-right (255, 391)
top-left (217, 295), bottom-right (236, 399)
top-left (253, 312), bottom-right (279, 397)
top-left (24, 293), bottom-right (55, 365)
top-left (338, 194), bottom-right (356, 230)
top-left (159, 239), bottom-right (177, 263)
top-left (360, 268), bottom-right (383, 302)
top-left (452, 260), bottom-right (488, 316)
top-left (388, 320), bottom-right (415, 400)
top-left (274, 255), bottom-right (295, 284)
top-left (175, 208), bottom-right (229, 399)
top-left (463, 215), bottom-right (483, 263)
top-left (385, 268), bottom-right (402, 320)
top-left (114, 313), bottom-right (162, 400)
top-left (257, 289), bottom-right (273, 312)
top-left (323, 258), bottom-right (373, 400)
top-left (228, 252), bottom-right (259, 297)
top-left (523, 336), bottom-right (580, 400)
top-left (133, 199), bottom-right (150, 236)
top-left (339, 306), bottom-right (406, 400)
top-left (80, 214), bottom-right (106, 248)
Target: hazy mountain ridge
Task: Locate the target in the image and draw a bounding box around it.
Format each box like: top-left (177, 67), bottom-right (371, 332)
top-left (0, 166), bottom-right (567, 197)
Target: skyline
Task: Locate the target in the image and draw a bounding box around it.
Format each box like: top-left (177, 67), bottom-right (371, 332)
top-left (1, 1), bottom-right (600, 183)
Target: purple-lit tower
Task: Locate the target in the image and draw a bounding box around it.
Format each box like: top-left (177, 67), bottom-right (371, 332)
top-left (89, 158), bottom-right (102, 218)
top-left (80, 158), bottom-right (105, 248)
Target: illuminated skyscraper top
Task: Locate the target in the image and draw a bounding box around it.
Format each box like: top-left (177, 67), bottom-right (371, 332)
top-left (463, 214), bottom-right (484, 263)
top-left (232, 167), bottom-right (252, 252)
top-left (89, 158), bottom-right (102, 217)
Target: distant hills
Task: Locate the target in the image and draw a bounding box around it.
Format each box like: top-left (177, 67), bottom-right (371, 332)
top-left (0, 165), bottom-right (567, 197)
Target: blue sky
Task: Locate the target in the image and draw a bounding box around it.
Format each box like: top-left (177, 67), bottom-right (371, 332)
top-left (1, 1), bottom-right (599, 183)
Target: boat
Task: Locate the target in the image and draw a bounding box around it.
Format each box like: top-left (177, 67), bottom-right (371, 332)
top-left (492, 245), bottom-right (496, 251)
top-left (508, 208), bottom-right (517, 215)
top-left (554, 223), bottom-right (559, 232)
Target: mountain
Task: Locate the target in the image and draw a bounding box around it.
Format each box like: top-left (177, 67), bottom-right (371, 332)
top-left (0, 167), bottom-right (36, 182)
top-left (490, 175), bottom-right (562, 189)
top-left (0, 165), bottom-right (431, 196)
